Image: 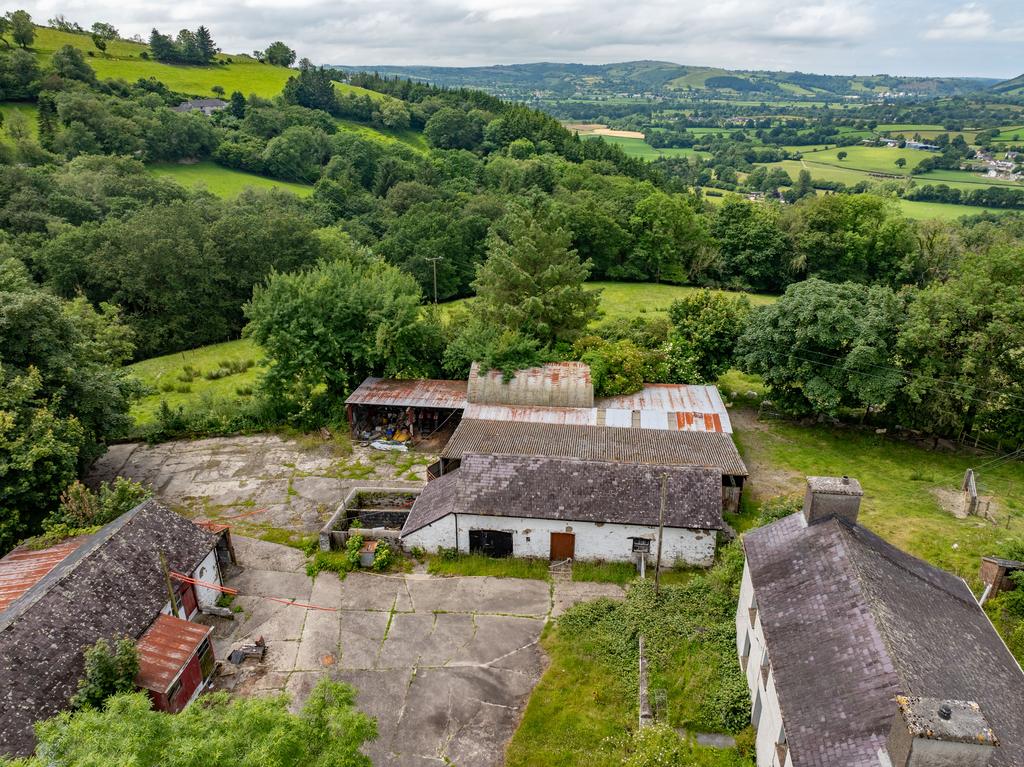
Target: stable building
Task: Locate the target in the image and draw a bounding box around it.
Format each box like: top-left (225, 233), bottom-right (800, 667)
top-left (345, 377), bottom-right (467, 443)
top-left (401, 452), bottom-right (724, 565)
top-left (438, 418), bottom-right (748, 512)
top-left (0, 500), bottom-right (222, 757)
top-left (737, 476), bottom-right (1024, 767)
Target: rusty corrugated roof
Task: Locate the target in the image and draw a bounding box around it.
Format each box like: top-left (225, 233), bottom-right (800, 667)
top-left (463, 403), bottom-right (599, 425)
top-left (345, 377), bottom-right (468, 409)
top-left (135, 613), bottom-right (212, 694)
top-left (0, 537), bottom-right (89, 614)
top-left (443, 418), bottom-right (747, 476)
top-left (596, 384), bottom-right (733, 433)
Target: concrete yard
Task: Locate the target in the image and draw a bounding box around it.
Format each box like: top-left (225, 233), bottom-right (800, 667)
top-left (88, 435), bottom-right (433, 533)
top-left (212, 538), bottom-right (564, 767)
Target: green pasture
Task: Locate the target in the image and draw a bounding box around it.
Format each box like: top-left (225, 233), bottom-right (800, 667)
top-left (586, 135), bottom-right (708, 161)
top-left (28, 26), bottom-right (293, 98)
top-left (797, 144), bottom-right (931, 175)
top-left (148, 161), bottom-right (314, 197)
top-left (335, 118), bottom-right (428, 151)
top-left (125, 338), bottom-right (264, 425)
top-left (898, 199), bottom-right (996, 221)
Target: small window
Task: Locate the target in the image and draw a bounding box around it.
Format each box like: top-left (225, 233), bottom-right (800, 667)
top-left (751, 690), bottom-right (762, 728)
top-left (760, 651), bottom-right (771, 687)
top-left (776, 725), bottom-right (788, 765)
top-left (631, 538), bottom-right (651, 554)
top-left (748, 595), bottom-right (758, 627)
top-left (167, 678), bottom-right (182, 703)
top-left (198, 638), bottom-right (215, 680)
top-left (740, 632), bottom-right (751, 672)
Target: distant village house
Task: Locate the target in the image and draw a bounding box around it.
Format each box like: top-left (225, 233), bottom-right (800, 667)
top-left (172, 98), bottom-right (228, 116)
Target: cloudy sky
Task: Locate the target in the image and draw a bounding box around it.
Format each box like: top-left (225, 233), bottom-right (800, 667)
top-left (13, 0), bottom-right (1024, 78)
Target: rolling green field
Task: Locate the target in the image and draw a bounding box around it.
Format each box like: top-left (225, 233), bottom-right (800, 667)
top-left (125, 338), bottom-right (264, 425)
top-left (335, 118), bottom-right (428, 151)
top-left (588, 135), bottom-right (708, 160)
top-left (797, 144), bottom-right (930, 175)
top-left (148, 161), bottom-right (314, 197)
top-left (28, 26), bottom-right (293, 98)
top-left (898, 199), bottom-right (993, 221)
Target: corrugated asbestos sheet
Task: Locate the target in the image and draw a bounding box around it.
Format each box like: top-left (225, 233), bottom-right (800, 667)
top-left (0, 538), bottom-right (89, 614)
top-left (442, 418), bottom-right (748, 476)
top-left (135, 613), bottom-right (212, 694)
top-left (345, 377), bottom-right (468, 409)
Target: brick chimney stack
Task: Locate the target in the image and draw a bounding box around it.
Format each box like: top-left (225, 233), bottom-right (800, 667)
top-left (802, 476), bottom-right (863, 526)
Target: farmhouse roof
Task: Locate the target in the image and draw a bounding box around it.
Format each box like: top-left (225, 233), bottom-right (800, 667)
top-left (441, 418), bottom-right (747, 476)
top-left (402, 452), bottom-right (723, 535)
top-left (0, 500), bottom-right (216, 757)
top-left (345, 377), bottom-right (468, 410)
top-left (743, 513), bottom-right (1024, 767)
top-left (171, 98), bottom-right (228, 112)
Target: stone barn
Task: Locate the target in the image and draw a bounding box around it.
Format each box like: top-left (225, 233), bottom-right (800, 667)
top-left (401, 452), bottom-right (724, 566)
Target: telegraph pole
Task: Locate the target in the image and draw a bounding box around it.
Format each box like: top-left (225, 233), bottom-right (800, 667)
top-left (425, 257), bottom-right (443, 304)
top-left (159, 551), bottom-right (180, 618)
top-left (655, 473), bottom-right (666, 595)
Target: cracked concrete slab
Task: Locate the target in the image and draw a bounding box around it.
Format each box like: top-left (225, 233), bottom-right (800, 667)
top-left (87, 434), bottom-right (432, 533)
top-left (209, 538), bottom-right (552, 766)
top-left (551, 581), bottom-right (627, 617)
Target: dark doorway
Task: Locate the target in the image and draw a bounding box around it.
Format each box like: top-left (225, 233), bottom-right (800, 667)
top-left (468, 530), bottom-right (514, 558)
top-left (550, 532), bottom-right (575, 561)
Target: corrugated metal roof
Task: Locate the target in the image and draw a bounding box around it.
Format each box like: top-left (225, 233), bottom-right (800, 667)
top-left (467, 361), bottom-right (595, 407)
top-left (135, 613), bottom-right (212, 694)
top-left (442, 418), bottom-right (747, 476)
top-left (345, 377), bottom-right (467, 409)
top-left (0, 537), bottom-right (89, 614)
top-left (595, 384), bottom-right (733, 433)
top-left (463, 403), bottom-right (598, 425)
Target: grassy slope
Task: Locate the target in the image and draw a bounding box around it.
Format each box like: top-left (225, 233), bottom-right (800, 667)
top-left (148, 161), bottom-right (314, 197)
top-left (29, 26), bottom-right (293, 98)
top-left (125, 338), bottom-right (264, 425)
top-left (733, 411), bottom-right (1024, 587)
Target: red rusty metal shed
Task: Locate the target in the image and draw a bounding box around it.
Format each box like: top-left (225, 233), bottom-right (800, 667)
top-left (0, 537), bottom-right (90, 614)
top-left (135, 613), bottom-right (215, 713)
top-left (345, 377), bottom-right (467, 410)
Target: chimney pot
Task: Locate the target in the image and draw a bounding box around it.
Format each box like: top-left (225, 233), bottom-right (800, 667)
top-left (938, 703), bottom-right (952, 721)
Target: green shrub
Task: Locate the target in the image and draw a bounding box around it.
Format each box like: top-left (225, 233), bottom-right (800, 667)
top-left (755, 495), bottom-right (801, 527)
top-left (372, 541), bottom-right (392, 572)
top-left (46, 478), bottom-right (151, 531)
top-left (346, 533), bottom-right (364, 570)
top-left (174, 383), bottom-right (192, 393)
top-left (305, 550), bottom-right (351, 578)
top-left (409, 546), bottom-right (425, 561)
top-left (235, 385), bottom-right (254, 396)
top-left (70, 637), bottom-right (139, 711)
top-left (438, 546), bottom-right (458, 561)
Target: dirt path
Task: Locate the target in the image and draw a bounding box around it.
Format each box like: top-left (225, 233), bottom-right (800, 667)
top-left (730, 408), bottom-right (804, 503)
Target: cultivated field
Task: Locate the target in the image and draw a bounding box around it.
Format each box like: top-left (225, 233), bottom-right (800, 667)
top-left (28, 26), bottom-right (293, 98)
top-left (148, 161), bottom-right (314, 197)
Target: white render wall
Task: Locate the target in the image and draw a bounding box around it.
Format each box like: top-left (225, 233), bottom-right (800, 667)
top-left (403, 513), bottom-right (716, 566)
top-left (191, 549), bottom-right (221, 607)
top-left (737, 561), bottom-right (793, 767)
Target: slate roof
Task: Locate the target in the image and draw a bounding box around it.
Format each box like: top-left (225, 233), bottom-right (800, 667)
top-left (0, 501), bottom-right (215, 757)
top-left (402, 452), bottom-right (724, 535)
top-left (171, 98), bottom-right (228, 112)
top-left (441, 418), bottom-right (748, 476)
top-left (743, 513), bottom-right (1024, 767)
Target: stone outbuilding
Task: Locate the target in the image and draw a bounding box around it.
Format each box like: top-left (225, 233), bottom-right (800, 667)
top-left (401, 452), bottom-right (724, 566)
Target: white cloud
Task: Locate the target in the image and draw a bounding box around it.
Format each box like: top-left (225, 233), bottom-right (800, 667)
top-left (10, 0), bottom-right (1023, 77)
top-left (924, 3), bottom-right (993, 40)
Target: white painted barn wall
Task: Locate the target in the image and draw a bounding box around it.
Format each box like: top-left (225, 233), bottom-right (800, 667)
top-left (403, 513), bottom-right (716, 566)
top-left (737, 562), bottom-right (792, 767)
top-left (158, 549), bottom-right (223, 619)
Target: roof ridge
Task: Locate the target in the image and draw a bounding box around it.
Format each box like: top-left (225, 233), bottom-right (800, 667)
top-left (0, 500), bottom-right (158, 631)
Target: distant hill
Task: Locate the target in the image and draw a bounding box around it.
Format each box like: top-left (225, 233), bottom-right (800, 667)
top-left (992, 74), bottom-right (1024, 96)
top-left (330, 60), bottom-right (998, 102)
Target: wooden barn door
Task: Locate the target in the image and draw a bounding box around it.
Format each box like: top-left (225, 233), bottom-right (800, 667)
top-left (550, 532), bottom-right (575, 561)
